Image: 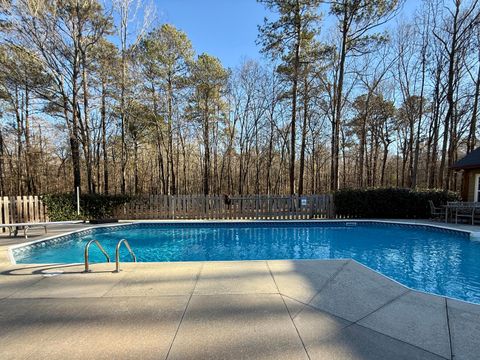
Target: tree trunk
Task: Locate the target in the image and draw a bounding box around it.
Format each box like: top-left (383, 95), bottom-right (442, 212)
top-left (120, 22), bottom-right (128, 195)
top-left (298, 73), bottom-right (309, 195)
top-left (407, 113), bottom-right (414, 187)
top-left (134, 137), bottom-right (139, 194)
top-left (438, 3), bottom-right (459, 189)
top-left (380, 141), bottom-right (389, 186)
top-left (266, 118), bottom-right (275, 195)
top-left (357, 95), bottom-right (371, 187)
top-left (429, 64), bottom-right (442, 188)
top-left (0, 126), bottom-right (4, 196)
top-left (14, 87), bottom-right (23, 195)
top-left (203, 94), bottom-right (210, 195)
top-left (468, 57), bottom-right (480, 153)
top-left (81, 56), bottom-right (94, 194)
top-left (289, 6), bottom-right (301, 195)
top-left (412, 42), bottom-right (427, 188)
top-left (101, 81), bottom-right (109, 194)
top-left (167, 75), bottom-right (176, 195)
top-left (331, 12), bottom-right (348, 191)
top-left (23, 86), bottom-right (36, 194)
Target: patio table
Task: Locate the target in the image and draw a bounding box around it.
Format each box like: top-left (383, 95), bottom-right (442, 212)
top-left (443, 202), bottom-right (480, 223)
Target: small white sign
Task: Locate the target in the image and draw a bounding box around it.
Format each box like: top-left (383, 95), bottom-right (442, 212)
top-left (301, 198), bottom-right (308, 206)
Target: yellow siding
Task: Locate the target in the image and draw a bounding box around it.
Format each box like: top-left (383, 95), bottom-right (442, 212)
top-left (466, 170), bottom-right (480, 201)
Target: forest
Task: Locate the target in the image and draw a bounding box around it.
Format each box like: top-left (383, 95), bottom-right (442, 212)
top-left (0, 0), bottom-right (479, 196)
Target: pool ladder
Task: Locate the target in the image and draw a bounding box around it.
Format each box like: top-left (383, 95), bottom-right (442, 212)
top-left (115, 239), bottom-right (137, 272)
top-left (84, 238), bottom-right (136, 273)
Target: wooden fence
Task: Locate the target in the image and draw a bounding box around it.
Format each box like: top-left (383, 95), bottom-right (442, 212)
top-left (0, 194), bottom-right (334, 225)
top-left (0, 196), bottom-right (48, 226)
top-left (113, 194), bottom-right (334, 220)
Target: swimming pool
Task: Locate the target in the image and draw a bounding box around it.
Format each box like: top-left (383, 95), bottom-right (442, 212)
top-left (11, 221), bottom-right (480, 303)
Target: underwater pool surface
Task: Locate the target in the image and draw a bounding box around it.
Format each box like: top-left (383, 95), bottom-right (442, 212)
top-left (12, 221), bottom-right (480, 303)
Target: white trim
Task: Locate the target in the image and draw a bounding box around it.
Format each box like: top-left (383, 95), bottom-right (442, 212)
top-left (475, 174), bottom-right (480, 202)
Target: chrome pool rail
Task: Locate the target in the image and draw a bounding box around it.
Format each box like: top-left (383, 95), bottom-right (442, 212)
top-left (84, 239), bottom-right (110, 272)
top-left (115, 239), bottom-right (137, 272)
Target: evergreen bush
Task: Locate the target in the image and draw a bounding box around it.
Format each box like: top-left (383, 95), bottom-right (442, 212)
top-left (42, 193), bottom-right (131, 221)
top-left (333, 188), bottom-right (460, 219)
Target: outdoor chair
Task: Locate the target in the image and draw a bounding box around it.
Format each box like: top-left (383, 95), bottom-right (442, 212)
top-left (455, 206), bottom-right (476, 225)
top-left (429, 200), bottom-right (446, 221)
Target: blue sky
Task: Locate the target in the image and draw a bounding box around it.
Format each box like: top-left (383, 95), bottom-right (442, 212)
top-left (153, 0), bottom-right (418, 69)
top-left (156, 0), bottom-right (270, 68)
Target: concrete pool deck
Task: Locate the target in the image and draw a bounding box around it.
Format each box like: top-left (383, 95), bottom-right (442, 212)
top-left (0, 220), bottom-right (479, 359)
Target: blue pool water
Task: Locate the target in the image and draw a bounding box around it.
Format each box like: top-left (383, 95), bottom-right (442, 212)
top-left (12, 222), bottom-right (480, 303)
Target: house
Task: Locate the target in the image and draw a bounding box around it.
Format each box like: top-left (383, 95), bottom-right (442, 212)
top-left (451, 147), bottom-right (480, 201)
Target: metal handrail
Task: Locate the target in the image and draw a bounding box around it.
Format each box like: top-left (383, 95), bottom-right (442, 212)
top-left (84, 239), bottom-right (110, 272)
top-left (115, 239), bottom-right (137, 272)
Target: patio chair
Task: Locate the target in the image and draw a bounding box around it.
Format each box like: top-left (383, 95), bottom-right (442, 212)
top-left (455, 206), bottom-right (476, 225)
top-left (429, 200), bottom-right (446, 221)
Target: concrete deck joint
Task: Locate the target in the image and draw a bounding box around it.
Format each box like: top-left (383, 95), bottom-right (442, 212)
top-left (283, 289), bottom-right (451, 359)
top-left (291, 259), bottom-right (351, 320)
top-left (353, 289), bottom-right (412, 325)
top-left (266, 261), bottom-right (312, 360)
top-left (164, 262), bottom-right (204, 360)
top-left (347, 322), bottom-right (451, 360)
top-left (445, 297), bottom-right (454, 360)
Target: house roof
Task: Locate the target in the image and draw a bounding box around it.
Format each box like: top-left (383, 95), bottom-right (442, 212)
top-left (451, 147), bottom-right (480, 170)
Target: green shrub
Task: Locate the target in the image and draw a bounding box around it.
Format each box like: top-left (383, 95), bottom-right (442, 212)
top-left (42, 193), bottom-right (131, 221)
top-left (42, 194), bottom-right (80, 221)
top-left (333, 188), bottom-right (460, 219)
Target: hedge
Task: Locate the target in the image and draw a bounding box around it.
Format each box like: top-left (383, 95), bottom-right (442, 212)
top-left (42, 193), bottom-right (131, 221)
top-left (333, 188), bottom-right (460, 219)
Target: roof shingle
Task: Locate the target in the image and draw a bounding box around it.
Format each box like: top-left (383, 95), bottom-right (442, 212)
top-left (451, 147), bottom-right (480, 169)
